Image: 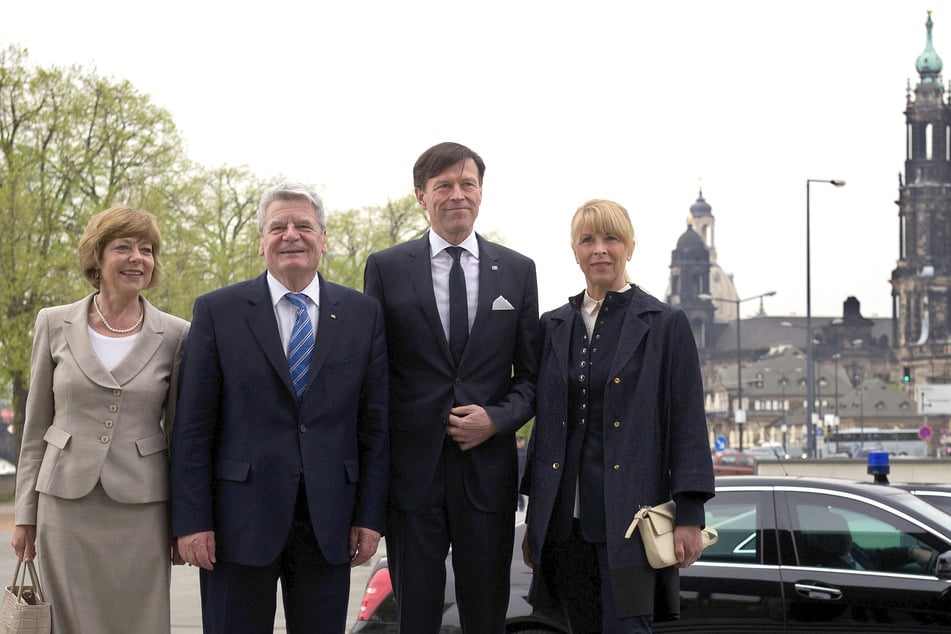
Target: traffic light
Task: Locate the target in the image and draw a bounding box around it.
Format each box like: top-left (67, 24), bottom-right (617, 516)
top-left (902, 366), bottom-right (912, 383)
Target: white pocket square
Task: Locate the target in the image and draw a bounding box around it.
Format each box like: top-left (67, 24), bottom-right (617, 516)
top-left (492, 295), bottom-right (515, 310)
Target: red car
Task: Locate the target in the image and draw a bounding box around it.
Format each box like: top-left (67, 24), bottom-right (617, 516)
top-left (711, 451), bottom-right (756, 476)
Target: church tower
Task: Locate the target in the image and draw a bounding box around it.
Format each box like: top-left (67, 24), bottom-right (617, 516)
top-left (892, 10), bottom-right (951, 382)
top-left (668, 214), bottom-right (717, 347)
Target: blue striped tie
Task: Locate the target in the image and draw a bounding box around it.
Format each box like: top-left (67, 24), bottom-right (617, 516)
top-left (285, 293), bottom-right (314, 403)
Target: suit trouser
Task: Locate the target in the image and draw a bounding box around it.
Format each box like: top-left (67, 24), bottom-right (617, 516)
top-left (199, 482), bottom-right (350, 634)
top-left (387, 440), bottom-right (515, 633)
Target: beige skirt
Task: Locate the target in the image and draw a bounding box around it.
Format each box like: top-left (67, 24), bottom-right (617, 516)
top-left (35, 484), bottom-right (170, 634)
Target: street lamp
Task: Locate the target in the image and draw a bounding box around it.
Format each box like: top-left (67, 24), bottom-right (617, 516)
top-left (832, 352), bottom-right (841, 453)
top-left (779, 375), bottom-right (789, 451)
top-left (806, 178), bottom-right (845, 458)
top-left (699, 290), bottom-right (777, 453)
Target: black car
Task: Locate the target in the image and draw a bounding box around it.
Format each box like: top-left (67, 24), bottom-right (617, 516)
top-left (896, 482), bottom-right (951, 515)
top-left (351, 476), bottom-right (951, 633)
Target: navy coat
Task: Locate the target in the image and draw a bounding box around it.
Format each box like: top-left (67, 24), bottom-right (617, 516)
top-left (523, 286), bottom-right (714, 572)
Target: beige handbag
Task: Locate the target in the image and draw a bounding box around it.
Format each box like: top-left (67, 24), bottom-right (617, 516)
top-left (0, 560), bottom-right (51, 634)
top-left (624, 501), bottom-right (719, 569)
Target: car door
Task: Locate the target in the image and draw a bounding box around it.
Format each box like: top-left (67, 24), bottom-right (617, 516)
top-left (657, 487), bottom-right (786, 632)
top-left (777, 487), bottom-right (951, 632)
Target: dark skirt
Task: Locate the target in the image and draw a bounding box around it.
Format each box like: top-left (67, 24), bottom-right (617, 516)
top-left (531, 522), bottom-right (679, 632)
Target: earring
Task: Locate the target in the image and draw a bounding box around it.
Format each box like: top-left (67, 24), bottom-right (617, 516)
top-left (94, 270), bottom-right (100, 279)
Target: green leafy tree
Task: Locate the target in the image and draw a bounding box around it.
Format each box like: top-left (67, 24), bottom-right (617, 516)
top-left (321, 193), bottom-right (429, 290)
top-left (0, 45), bottom-right (186, 453)
top-left (150, 164), bottom-right (275, 318)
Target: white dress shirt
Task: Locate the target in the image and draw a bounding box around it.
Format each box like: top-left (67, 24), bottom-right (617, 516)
top-left (429, 231), bottom-right (479, 342)
top-left (581, 292), bottom-right (602, 340)
top-left (266, 272), bottom-right (320, 358)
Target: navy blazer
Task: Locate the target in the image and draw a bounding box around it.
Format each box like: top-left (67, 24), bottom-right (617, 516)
top-left (170, 272), bottom-right (389, 567)
top-left (364, 232), bottom-right (539, 513)
top-left (523, 286), bottom-right (714, 571)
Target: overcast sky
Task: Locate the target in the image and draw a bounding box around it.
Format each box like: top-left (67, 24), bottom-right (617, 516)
top-left (2, 1), bottom-right (942, 316)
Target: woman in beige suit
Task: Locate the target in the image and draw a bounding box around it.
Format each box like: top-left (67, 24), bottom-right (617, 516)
top-left (11, 206), bottom-right (189, 634)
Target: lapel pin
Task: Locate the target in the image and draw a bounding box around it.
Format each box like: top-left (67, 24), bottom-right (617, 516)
top-left (491, 265), bottom-right (499, 271)
top-left (331, 314), bottom-right (337, 320)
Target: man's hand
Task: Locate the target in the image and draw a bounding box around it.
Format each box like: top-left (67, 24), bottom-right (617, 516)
top-left (446, 405), bottom-right (499, 451)
top-left (178, 530), bottom-right (216, 570)
top-left (171, 538), bottom-right (185, 565)
top-left (521, 532), bottom-right (534, 569)
top-left (673, 525), bottom-right (703, 568)
top-left (349, 526), bottom-right (382, 567)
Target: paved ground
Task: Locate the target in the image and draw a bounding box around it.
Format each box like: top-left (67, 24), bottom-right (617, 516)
top-left (0, 502), bottom-right (380, 633)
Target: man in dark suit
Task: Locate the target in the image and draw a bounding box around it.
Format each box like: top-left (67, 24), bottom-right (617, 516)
top-left (171, 182), bottom-right (389, 634)
top-left (364, 142), bottom-right (540, 633)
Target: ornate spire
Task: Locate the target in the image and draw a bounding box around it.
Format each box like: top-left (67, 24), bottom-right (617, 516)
top-left (916, 10), bottom-right (943, 83)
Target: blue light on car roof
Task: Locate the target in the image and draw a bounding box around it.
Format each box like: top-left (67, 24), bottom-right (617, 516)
top-left (867, 450), bottom-right (890, 484)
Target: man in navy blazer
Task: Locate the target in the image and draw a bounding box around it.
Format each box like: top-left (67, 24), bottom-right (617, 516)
top-left (364, 142), bottom-right (539, 633)
top-left (171, 183), bottom-right (389, 634)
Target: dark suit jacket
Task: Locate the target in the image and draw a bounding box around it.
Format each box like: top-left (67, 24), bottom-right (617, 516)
top-left (364, 232), bottom-right (539, 513)
top-left (170, 272), bottom-right (389, 567)
top-left (523, 286), bottom-right (714, 572)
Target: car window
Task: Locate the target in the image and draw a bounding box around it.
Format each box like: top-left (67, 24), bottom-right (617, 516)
top-left (786, 492), bottom-right (940, 575)
top-left (702, 491), bottom-right (761, 564)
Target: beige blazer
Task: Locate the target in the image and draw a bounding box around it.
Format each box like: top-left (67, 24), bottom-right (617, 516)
top-left (14, 294), bottom-right (189, 525)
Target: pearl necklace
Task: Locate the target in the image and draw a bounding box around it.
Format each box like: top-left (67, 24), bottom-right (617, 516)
top-left (94, 294), bottom-right (144, 334)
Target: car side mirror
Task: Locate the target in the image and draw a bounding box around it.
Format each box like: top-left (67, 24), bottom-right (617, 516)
top-left (936, 550), bottom-right (951, 580)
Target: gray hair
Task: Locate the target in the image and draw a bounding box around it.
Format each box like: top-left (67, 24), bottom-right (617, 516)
top-left (257, 182), bottom-right (326, 234)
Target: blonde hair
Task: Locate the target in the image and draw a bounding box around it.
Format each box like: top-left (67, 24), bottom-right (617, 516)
top-left (78, 206), bottom-right (163, 290)
top-left (571, 199), bottom-right (636, 251)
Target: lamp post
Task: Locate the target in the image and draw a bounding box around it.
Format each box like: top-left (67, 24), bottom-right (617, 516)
top-left (832, 352), bottom-right (841, 453)
top-left (699, 290), bottom-right (777, 453)
top-left (779, 375), bottom-right (789, 451)
top-left (806, 178), bottom-right (845, 458)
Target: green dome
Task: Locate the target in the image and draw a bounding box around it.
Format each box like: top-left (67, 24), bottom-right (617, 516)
top-left (916, 10), bottom-right (943, 81)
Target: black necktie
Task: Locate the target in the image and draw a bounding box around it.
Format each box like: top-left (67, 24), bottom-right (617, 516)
top-left (446, 246), bottom-right (468, 366)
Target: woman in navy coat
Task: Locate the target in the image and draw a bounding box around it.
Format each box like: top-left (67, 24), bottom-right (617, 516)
top-left (521, 199), bottom-right (715, 633)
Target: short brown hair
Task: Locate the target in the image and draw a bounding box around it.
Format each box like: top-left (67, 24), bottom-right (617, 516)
top-left (78, 206), bottom-right (164, 290)
top-left (413, 142), bottom-right (486, 190)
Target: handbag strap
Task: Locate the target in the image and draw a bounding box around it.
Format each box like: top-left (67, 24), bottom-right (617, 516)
top-left (10, 559), bottom-right (45, 603)
top-left (10, 559), bottom-right (22, 597)
top-left (24, 560), bottom-right (45, 603)
top-left (624, 506), bottom-right (651, 539)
